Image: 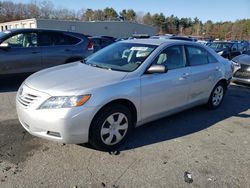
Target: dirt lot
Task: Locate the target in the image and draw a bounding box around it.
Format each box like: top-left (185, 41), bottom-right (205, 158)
top-left (0, 78), bottom-right (250, 188)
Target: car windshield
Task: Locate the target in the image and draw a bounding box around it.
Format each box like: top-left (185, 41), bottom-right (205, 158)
top-left (0, 32), bottom-right (8, 39)
top-left (207, 42), bottom-right (232, 50)
top-left (85, 42), bottom-right (157, 72)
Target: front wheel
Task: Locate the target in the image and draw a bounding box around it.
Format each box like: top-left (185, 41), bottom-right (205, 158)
top-left (207, 82), bottom-right (225, 109)
top-left (89, 104), bottom-right (133, 151)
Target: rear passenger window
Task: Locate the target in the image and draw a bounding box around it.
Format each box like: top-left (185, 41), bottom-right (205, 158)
top-left (153, 45), bottom-right (185, 70)
top-left (208, 53), bottom-right (218, 63)
top-left (186, 46), bottom-right (208, 66)
top-left (53, 33), bottom-right (80, 45)
top-left (59, 34), bottom-right (81, 45)
top-left (38, 32), bottom-right (80, 46)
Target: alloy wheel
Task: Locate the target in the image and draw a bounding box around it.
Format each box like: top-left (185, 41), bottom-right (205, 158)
top-left (212, 85), bottom-right (224, 106)
top-left (100, 112), bottom-right (129, 145)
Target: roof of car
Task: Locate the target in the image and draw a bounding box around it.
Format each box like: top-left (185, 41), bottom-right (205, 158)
top-left (4, 28), bottom-right (84, 36)
top-left (212, 41), bottom-right (235, 44)
top-left (120, 38), bottom-right (197, 46)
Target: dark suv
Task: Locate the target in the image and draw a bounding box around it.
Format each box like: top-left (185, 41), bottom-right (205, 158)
top-left (0, 29), bottom-right (93, 75)
top-left (207, 42), bottom-right (242, 60)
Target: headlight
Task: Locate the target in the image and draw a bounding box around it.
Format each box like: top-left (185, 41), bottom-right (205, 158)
top-left (230, 60), bottom-right (241, 73)
top-left (39, 95), bottom-right (91, 109)
top-left (217, 51), bottom-right (224, 55)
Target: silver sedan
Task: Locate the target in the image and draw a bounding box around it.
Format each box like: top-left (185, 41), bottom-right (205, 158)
top-left (16, 39), bottom-right (233, 151)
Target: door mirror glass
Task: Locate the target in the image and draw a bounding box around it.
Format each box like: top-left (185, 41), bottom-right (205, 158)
top-left (0, 42), bottom-right (10, 48)
top-left (146, 64), bottom-right (167, 74)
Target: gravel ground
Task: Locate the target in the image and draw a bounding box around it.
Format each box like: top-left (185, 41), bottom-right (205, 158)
top-left (0, 78), bottom-right (250, 188)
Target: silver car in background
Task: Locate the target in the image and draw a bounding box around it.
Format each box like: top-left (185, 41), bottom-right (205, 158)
top-left (0, 29), bottom-right (93, 76)
top-left (232, 50), bottom-right (250, 85)
top-left (16, 39), bottom-right (233, 151)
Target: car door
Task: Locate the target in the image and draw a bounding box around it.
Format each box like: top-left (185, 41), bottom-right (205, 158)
top-left (38, 31), bottom-right (80, 69)
top-left (230, 43), bottom-right (241, 59)
top-left (185, 45), bottom-right (221, 104)
top-left (140, 45), bottom-right (191, 121)
top-left (0, 31), bottom-right (42, 74)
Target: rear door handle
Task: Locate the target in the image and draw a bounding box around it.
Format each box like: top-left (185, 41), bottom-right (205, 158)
top-left (65, 49), bottom-right (71, 52)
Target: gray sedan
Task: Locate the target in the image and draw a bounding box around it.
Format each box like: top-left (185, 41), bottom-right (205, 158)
top-left (0, 29), bottom-right (93, 76)
top-left (16, 39), bottom-right (233, 151)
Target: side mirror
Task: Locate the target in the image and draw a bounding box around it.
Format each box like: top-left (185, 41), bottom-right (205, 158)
top-left (0, 42), bottom-right (10, 49)
top-left (146, 64), bottom-right (168, 74)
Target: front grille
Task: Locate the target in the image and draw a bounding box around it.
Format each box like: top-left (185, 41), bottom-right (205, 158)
top-left (18, 93), bottom-right (39, 108)
top-left (239, 64), bottom-right (250, 70)
top-left (47, 131), bottom-right (61, 138)
top-left (234, 64), bottom-right (250, 79)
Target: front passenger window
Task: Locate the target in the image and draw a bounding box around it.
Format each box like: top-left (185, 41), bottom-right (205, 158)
top-left (153, 45), bottom-right (185, 70)
top-left (3, 33), bottom-right (37, 48)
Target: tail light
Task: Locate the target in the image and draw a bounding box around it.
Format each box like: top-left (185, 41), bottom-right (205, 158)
top-left (87, 41), bottom-right (94, 51)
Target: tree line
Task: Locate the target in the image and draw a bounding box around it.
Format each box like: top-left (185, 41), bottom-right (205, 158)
top-left (0, 0), bottom-right (249, 40)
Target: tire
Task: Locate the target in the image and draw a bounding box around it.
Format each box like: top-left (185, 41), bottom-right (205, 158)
top-left (89, 104), bottom-right (133, 151)
top-left (207, 82), bottom-right (226, 109)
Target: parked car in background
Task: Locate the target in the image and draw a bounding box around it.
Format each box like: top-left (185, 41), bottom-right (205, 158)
top-left (150, 35), bottom-right (197, 42)
top-left (129, 34), bottom-right (150, 39)
top-left (232, 50), bottom-right (250, 85)
top-left (240, 41), bottom-right (250, 52)
top-left (89, 36), bottom-right (115, 52)
top-left (0, 29), bottom-right (93, 76)
top-left (150, 34), bottom-right (174, 40)
top-left (197, 40), bottom-right (208, 45)
top-left (16, 39), bottom-right (232, 151)
top-left (207, 42), bottom-right (242, 59)
top-left (170, 36), bottom-right (197, 42)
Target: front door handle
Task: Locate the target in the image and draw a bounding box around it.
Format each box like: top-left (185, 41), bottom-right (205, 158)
top-left (179, 73), bottom-right (190, 80)
top-left (182, 73), bottom-right (190, 78)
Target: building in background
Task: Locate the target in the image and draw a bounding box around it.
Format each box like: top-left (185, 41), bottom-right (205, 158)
top-left (0, 18), bottom-right (156, 38)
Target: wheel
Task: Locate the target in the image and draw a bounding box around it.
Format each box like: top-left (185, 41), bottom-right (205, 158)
top-left (207, 82), bottom-right (225, 109)
top-left (89, 104), bottom-right (133, 151)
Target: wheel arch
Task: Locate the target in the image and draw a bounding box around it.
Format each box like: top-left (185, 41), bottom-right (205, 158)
top-left (90, 98), bottom-right (138, 129)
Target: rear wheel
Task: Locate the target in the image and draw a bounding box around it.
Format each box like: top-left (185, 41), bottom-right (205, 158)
top-left (89, 104), bottom-right (133, 151)
top-left (207, 82), bottom-right (225, 109)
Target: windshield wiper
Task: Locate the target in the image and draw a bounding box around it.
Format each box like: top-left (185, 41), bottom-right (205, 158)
top-left (87, 63), bottom-right (112, 70)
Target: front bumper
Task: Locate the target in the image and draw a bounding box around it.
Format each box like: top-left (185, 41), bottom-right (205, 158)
top-left (16, 100), bottom-right (98, 144)
top-left (232, 77), bottom-right (250, 85)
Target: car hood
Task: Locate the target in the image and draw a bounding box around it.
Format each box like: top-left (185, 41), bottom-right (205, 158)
top-left (25, 62), bottom-right (128, 95)
top-left (232, 54), bottom-right (250, 65)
